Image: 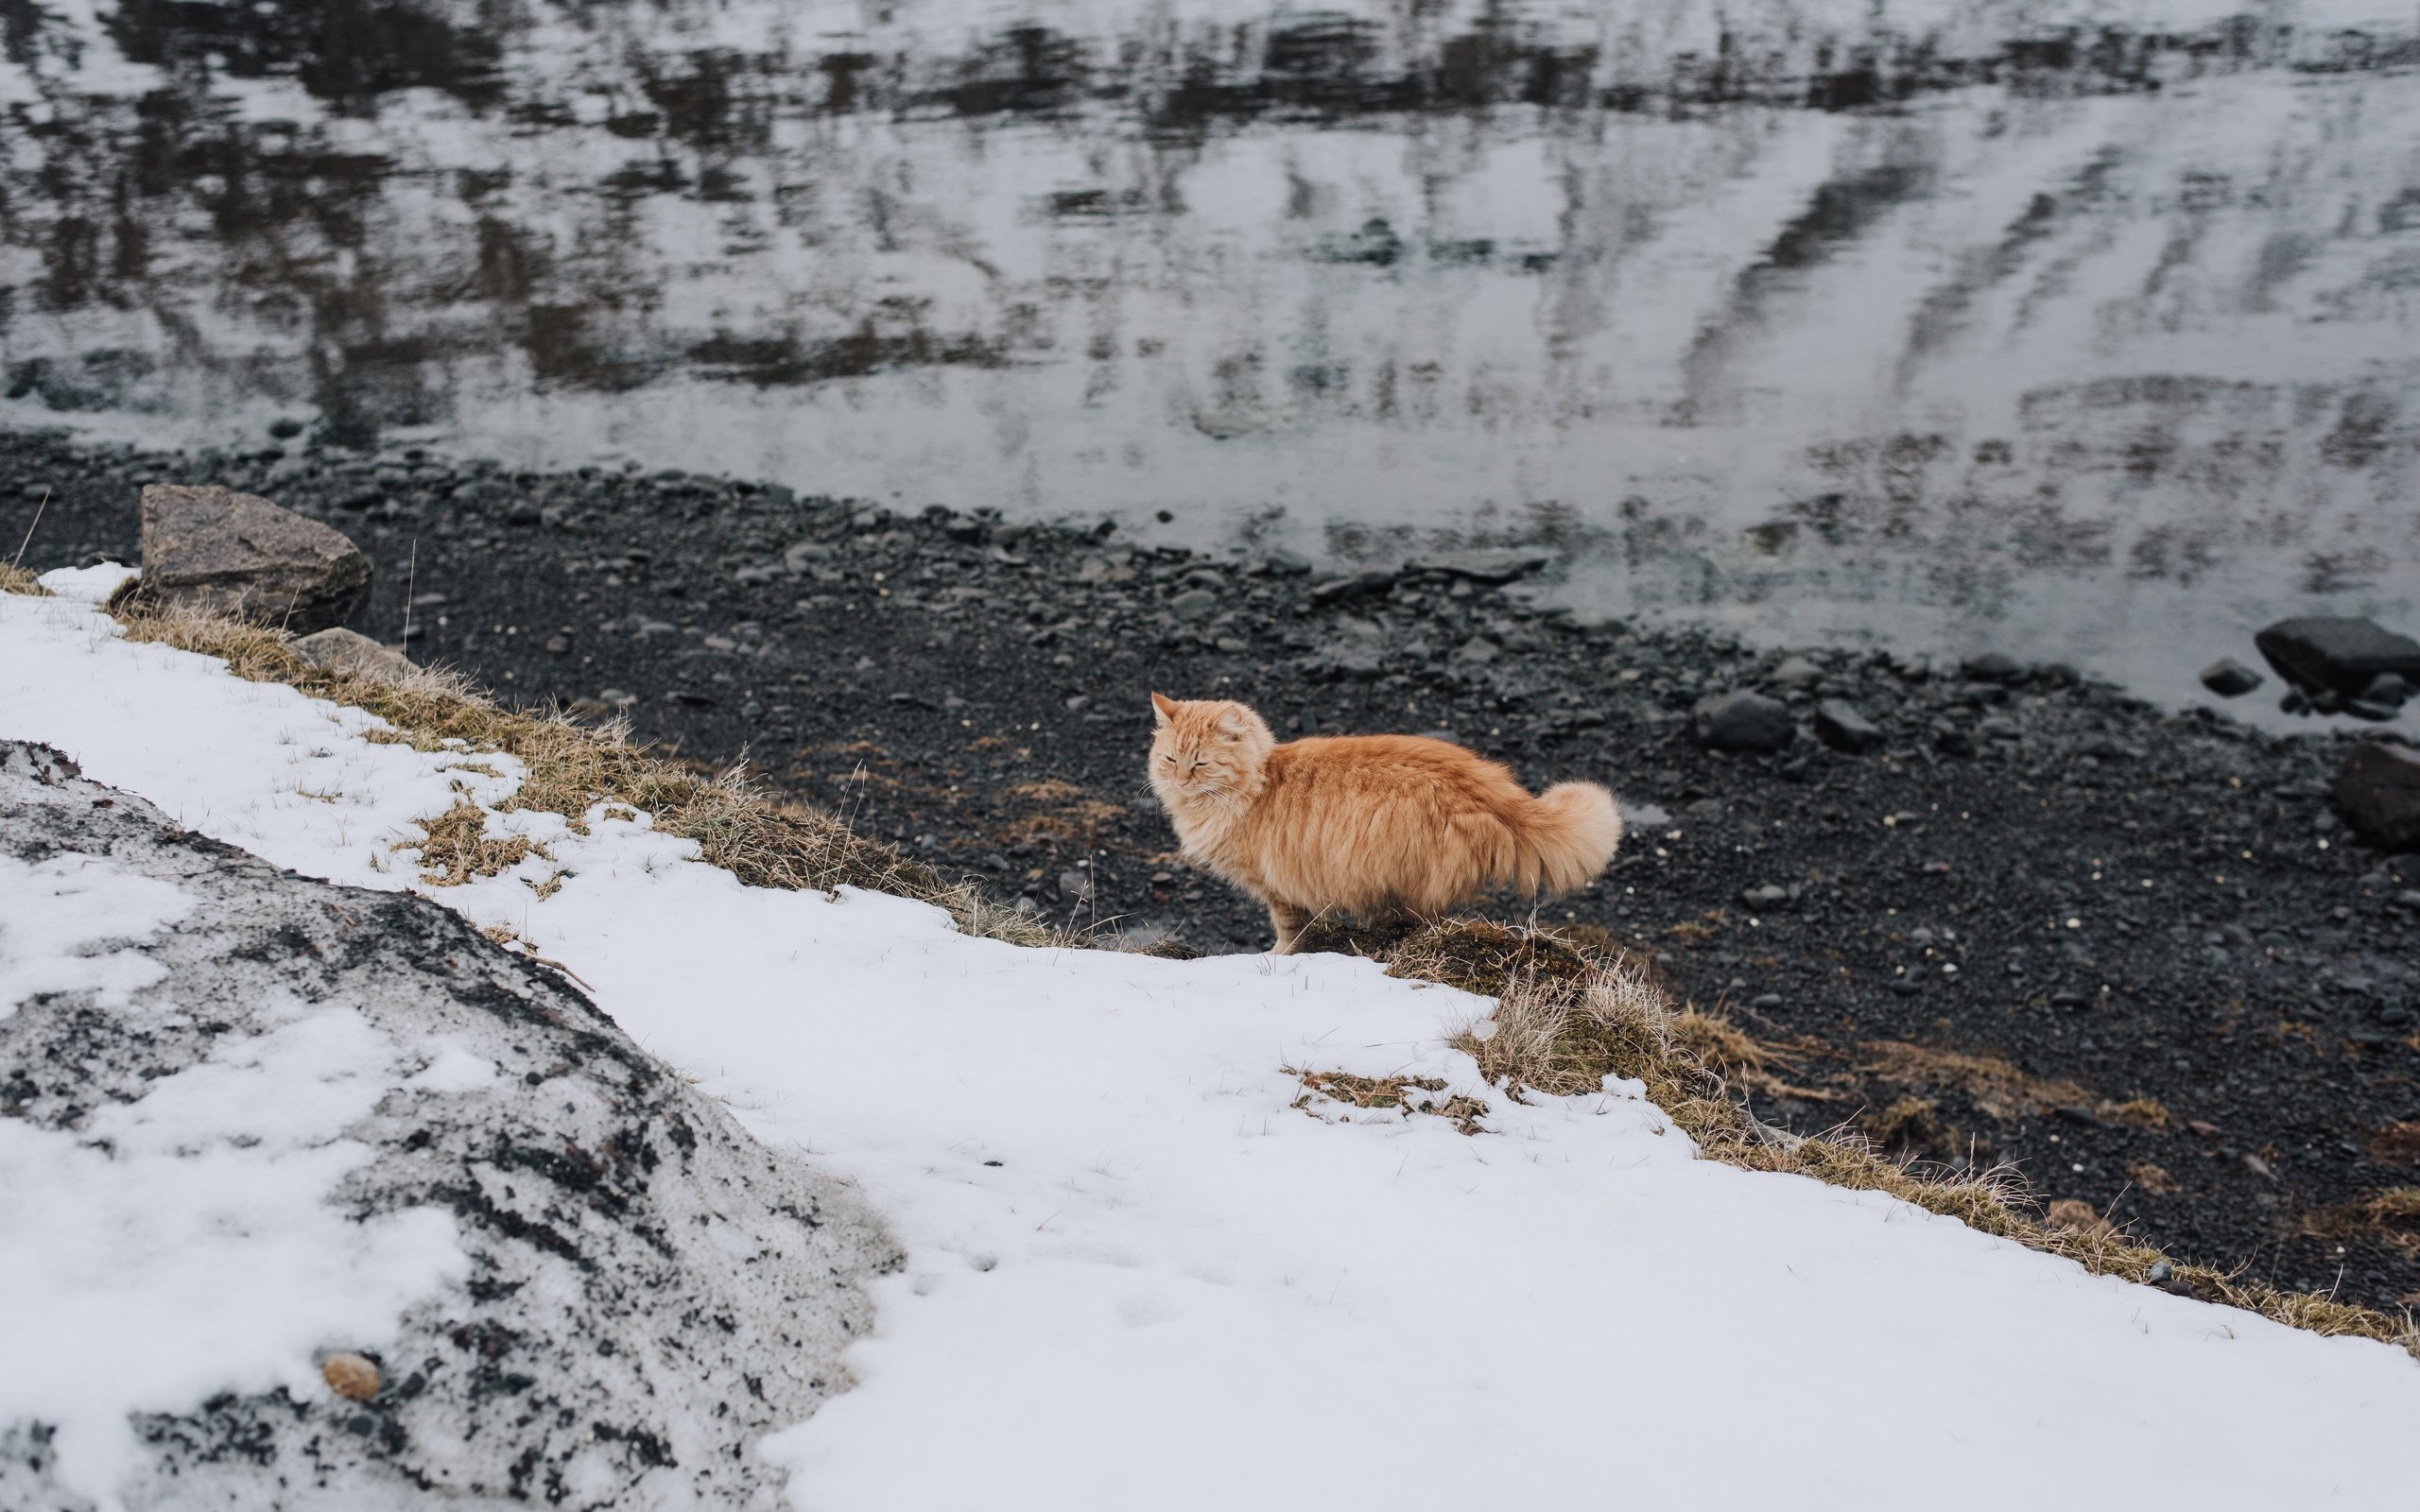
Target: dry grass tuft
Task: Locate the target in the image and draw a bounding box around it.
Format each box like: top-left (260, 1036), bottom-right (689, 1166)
top-left (2301, 1189), bottom-right (2420, 1257)
top-left (1, 562), bottom-right (51, 596)
top-left (2370, 1122), bottom-right (2420, 1165)
top-left (111, 600), bottom-right (1072, 947)
top-left (1288, 1069), bottom-right (1487, 1135)
top-left (1288, 913), bottom-right (2420, 1363)
top-left (403, 795), bottom-right (548, 886)
top-left (1861, 1040), bottom-right (2094, 1122)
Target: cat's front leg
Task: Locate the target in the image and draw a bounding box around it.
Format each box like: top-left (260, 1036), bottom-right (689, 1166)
top-left (1267, 900), bottom-right (1311, 954)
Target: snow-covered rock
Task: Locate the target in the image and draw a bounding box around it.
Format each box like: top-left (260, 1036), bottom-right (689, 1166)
top-left (0, 741), bottom-right (894, 1512)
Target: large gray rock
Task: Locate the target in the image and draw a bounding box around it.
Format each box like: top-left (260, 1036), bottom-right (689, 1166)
top-left (2255, 617), bottom-right (2420, 697)
top-left (1690, 690), bottom-right (1796, 753)
top-left (2336, 739), bottom-right (2420, 850)
top-left (140, 484), bottom-right (372, 633)
top-left (0, 742), bottom-right (895, 1512)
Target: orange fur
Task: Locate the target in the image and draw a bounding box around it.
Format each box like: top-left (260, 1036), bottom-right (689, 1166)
top-left (1147, 693), bottom-right (1624, 953)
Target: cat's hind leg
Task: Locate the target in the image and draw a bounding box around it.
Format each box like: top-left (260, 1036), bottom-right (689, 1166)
top-left (1268, 900), bottom-right (1312, 955)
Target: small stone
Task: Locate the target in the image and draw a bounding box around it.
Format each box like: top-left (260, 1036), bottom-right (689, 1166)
top-left (1751, 993), bottom-right (1783, 1009)
top-left (2255, 617), bottom-right (2420, 696)
top-left (2147, 1260), bottom-right (2173, 1284)
top-left (1961, 652), bottom-right (2026, 682)
top-left (1057, 869), bottom-right (1093, 902)
top-left (543, 634), bottom-right (569, 655)
top-left (293, 627), bottom-right (415, 683)
top-left (1168, 588), bottom-right (1219, 620)
top-left (507, 500), bottom-right (541, 525)
top-left (1309, 569), bottom-right (1396, 606)
top-left (1812, 699), bottom-right (1882, 753)
top-left (320, 1352), bottom-right (381, 1401)
top-left (1768, 656), bottom-right (1823, 689)
top-left (268, 418), bottom-right (306, 439)
top-left (1263, 549), bottom-right (1313, 576)
top-left (1932, 725), bottom-right (1976, 758)
top-left (2334, 740), bottom-right (2420, 850)
top-left (1689, 691), bottom-right (1795, 753)
top-left (2199, 658), bottom-right (2264, 697)
top-left (140, 485), bottom-right (372, 633)
top-left (2186, 1119), bottom-right (2221, 1138)
top-left (2361, 672), bottom-right (2414, 707)
top-left (1449, 637), bottom-right (1499, 665)
top-left (1738, 884), bottom-right (1790, 907)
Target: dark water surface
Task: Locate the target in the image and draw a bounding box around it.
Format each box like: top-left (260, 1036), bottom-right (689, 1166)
top-left (4, 0), bottom-right (2418, 710)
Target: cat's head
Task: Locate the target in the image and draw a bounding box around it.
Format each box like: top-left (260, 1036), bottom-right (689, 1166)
top-left (1148, 693), bottom-right (1273, 805)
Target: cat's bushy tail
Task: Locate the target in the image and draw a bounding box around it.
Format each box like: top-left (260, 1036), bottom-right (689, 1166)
top-left (1512, 782), bottom-right (1624, 896)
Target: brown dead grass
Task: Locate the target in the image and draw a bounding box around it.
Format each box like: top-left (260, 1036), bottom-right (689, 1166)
top-left (403, 795), bottom-right (548, 885)
top-left (1862, 1040), bottom-right (2094, 1122)
top-left (108, 600), bottom-right (1069, 948)
top-left (1300, 914), bottom-right (2420, 1363)
top-left (1288, 1070), bottom-right (1487, 1135)
top-left (2128, 1160), bottom-right (2182, 1196)
top-left (2302, 1189), bottom-right (2420, 1257)
top-left (2370, 1122), bottom-right (2420, 1164)
top-left (0, 562), bottom-right (50, 596)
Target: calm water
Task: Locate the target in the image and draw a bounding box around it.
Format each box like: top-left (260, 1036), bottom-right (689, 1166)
top-left (4, 0), bottom-right (2418, 711)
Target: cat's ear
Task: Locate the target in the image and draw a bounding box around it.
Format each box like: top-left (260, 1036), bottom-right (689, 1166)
top-left (1150, 691), bottom-right (1178, 726)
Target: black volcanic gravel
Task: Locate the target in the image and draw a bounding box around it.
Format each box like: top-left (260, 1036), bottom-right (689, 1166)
top-left (9, 426), bottom-right (2420, 1311)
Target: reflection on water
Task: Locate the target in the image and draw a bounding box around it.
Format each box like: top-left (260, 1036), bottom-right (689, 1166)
top-left (3, 0), bottom-right (2418, 707)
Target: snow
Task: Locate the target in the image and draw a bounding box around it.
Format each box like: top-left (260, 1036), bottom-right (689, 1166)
top-left (5, 582), bottom-right (2419, 1509)
top-left (0, 850), bottom-right (190, 1022)
top-left (0, 870), bottom-right (467, 1508)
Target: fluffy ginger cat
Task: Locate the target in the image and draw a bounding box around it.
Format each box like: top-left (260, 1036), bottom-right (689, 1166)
top-left (1147, 693), bottom-right (1623, 953)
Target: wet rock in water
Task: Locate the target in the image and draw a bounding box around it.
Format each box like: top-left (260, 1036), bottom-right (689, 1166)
top-left (1404, 548), bottom-right (1551, 585)
top-left (2254, 617), bottom-right (2420, 697)
top-left (0, 741), bottom-right (894, 1509)
top-left (293, 627), bottom-right (416, 683)
top-left (1262, 548), bottom-right (1313, 576)
top-left (2199, 659), bottom-right (2264, 697)
top-left (1309, 568), bottom-right (1397, 606)
top-left (2360, 672), bottom-right (2414, 708)
top-left (139, 484), bottom-right (371, 633)
top-left (2334, 739), bottom-right (2420, 850)
top-left (1690, 690), bottom-right (1795, 753)
top-left (1960, 652), bottom-right (2026, 683)
top-left (1813, 699), bottom-right (1883, 753)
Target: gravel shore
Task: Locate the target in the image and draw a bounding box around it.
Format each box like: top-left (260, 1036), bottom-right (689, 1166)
top-left (9, 425), bottom-right (2419, 1310)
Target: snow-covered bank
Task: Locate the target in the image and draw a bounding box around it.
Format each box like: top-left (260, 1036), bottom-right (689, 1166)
top-left (5, 578), bottom-right (2417, 1510)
